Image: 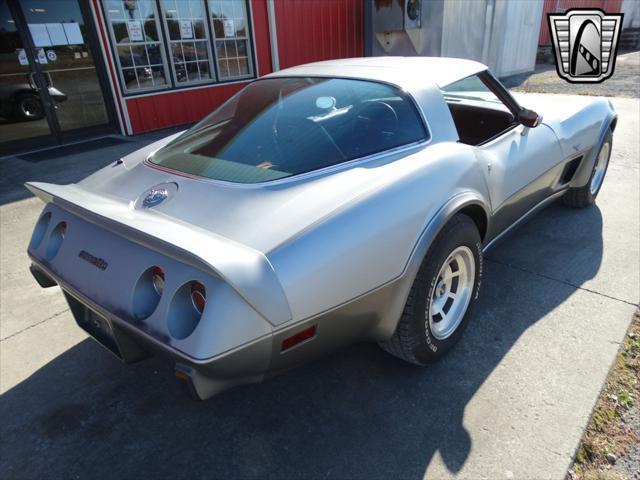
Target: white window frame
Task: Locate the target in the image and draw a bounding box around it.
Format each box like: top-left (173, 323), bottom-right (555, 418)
top-left (158, 0), bottom-right (217, 86)
top-left (208, 0), bottom-right (255, 81)
top-left (102, 0), bottom-right (172, 94)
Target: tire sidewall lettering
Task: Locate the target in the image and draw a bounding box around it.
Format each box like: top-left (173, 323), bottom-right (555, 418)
top-left (475, 241), bottom-right (483, 300)
top-left (424, 271), bottom-right (439, 353)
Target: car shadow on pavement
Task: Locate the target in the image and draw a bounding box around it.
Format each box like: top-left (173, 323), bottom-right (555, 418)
top-left (0, 203), bottom-right (604, 479)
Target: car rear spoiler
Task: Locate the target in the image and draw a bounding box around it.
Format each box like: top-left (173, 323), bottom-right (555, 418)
top-left (25, 181), bottom-right (292, 326)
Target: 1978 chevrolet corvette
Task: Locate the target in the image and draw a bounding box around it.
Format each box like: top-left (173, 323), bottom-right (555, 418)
top-left (26, 57), bottom-right (616, 399)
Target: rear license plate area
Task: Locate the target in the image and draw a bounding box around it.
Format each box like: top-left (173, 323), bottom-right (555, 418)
top-left (78, 309), bottom-right (123, 359)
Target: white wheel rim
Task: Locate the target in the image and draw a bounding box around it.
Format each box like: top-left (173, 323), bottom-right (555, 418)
top-left (590, 141), bottom-right (610, 195)
top-left (427, 246), bottom-right (475, 341)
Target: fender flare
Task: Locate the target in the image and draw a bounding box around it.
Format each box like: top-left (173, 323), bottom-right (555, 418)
top-left (403, 191), bottom-right (490, 281)
top-left (374, 191), bottom-right (490, 340)
top-left (571, 111), bottom-right (617, 188)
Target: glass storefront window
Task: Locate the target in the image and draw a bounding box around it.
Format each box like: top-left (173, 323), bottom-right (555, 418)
top-left (160, 0), bottom-right (215, 85)
top-left (208, 0), bottom-right (253, 80)
top-left (102, 0), bottom-right (254, 95)
top-left (103, 0), bottom-right (170, 93)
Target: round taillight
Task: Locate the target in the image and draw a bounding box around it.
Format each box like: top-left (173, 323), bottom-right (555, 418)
top-left (151, 266), bottom-right (165, 295)
top-left (31, 211), bottom-right (51, 250)
top-left (190, 282), bottom-right (206, 314)
top-left (45, 221), bottom-right (67, 260)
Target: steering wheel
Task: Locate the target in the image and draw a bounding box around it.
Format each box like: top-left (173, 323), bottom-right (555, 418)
top-left (272, 115), bottom-right (345, 172)
top-left (352, 101), bottom-right (399, 152)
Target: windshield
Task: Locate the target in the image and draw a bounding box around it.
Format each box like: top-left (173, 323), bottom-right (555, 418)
top-left (149, 77), bottom-right (427, 183)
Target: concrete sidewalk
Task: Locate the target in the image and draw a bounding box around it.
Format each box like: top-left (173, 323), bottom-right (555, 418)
top-left (0, 97), bottom-right (638, 479)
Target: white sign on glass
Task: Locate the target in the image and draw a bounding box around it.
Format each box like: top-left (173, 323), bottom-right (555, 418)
top-left (223, 19), bottom-right (235, 38)
top-left (63, 22), bottom-right (84, 45)
top-left (46, 23), bottom-right (68, 45)
top-left (127, 20), bottom-right (144, 42)
top-left (179, 20), bottom-right (193, 39)
top-left (46, 50), bottom-right (57, 62)
top-left (17, 49), bottom-right (28, 66)
top-left (28, 24), bottom-right (52, 47)
top-left (37, 48), bottom-right (48, 64)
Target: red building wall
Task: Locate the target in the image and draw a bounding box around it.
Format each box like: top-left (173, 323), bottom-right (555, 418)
top-left (539, 0), bottom-right (624, 45)
top-left (274, 0), bottom-right (364, 69)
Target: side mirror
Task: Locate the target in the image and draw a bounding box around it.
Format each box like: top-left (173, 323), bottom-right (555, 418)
top-left (518, 108), bottom-right (542, 128)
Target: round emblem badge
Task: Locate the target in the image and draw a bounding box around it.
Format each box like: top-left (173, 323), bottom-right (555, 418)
top-left (136, 182), bottom-right (178, 209)
top-left (143, 188), bottom-right (168, 207)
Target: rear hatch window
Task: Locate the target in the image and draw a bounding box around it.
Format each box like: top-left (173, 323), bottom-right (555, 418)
top-left (149, 77), bottom-right (427, 183)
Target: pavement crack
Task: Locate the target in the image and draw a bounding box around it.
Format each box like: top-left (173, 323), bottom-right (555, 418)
top-left (484, 257), bottom-right (639, 307)
top-left (0, 308), bottom-right (69, 341)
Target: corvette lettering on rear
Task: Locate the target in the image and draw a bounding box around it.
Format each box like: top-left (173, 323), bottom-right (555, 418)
top-left (78, 250), bottom-right (108, 271)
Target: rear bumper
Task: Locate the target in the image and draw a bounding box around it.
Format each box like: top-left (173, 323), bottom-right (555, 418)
top-left (29, 260), bottom-right (271, 399)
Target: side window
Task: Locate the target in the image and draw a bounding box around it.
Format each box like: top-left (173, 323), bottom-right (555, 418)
top-left (441, 74), bottom-right (516, 146)
top-left (441, 75), bottom-right (503, 105)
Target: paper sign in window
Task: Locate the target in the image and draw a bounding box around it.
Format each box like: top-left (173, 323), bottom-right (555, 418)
top-left (28, 24), bottom-right (52, 47)
top-left (223, 19), bottom-right (235, 38)
top-left (17, 49), bottom-right (28, 66)
top-left (37, 48), bottom-right (48, 64)
top-left (63, 22), bottom-right (84, 45)
top-left (179, 20), bottom-right (193, 39)
top-left (126, 20), bottom-right (144, 42)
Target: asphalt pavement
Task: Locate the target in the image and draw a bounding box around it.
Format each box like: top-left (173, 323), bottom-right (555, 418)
top-left (0, 96), bottom-right (638, 479)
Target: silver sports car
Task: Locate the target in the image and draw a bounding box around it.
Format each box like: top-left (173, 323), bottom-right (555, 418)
top-left (26, 57), bottom-right (616, 399)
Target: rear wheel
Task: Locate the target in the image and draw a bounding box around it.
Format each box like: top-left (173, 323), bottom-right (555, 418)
top-left (560, 130), bottom-right (612, 208)
top-left (380, 214), bottom-right (482, 365)
top-left (14, 93), bottom-right (44, 121)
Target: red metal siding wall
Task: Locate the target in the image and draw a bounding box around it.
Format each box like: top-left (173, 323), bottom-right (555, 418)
top-left (251, 0), bottom-right (273, 77)
top-left (126, 83), bottom-right (245, 133)
top-left (125, 0), bottom-right (273, 134)
top-left (539, 0), bottom-right (623, 45)
top-left (274, 0), bottom-right (363, 69)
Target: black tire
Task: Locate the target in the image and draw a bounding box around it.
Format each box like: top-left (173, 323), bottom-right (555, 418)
top-left (380, 214), bottom-right (482, 365)
top-left (560, 130), bottom-right (612, 208)
top-left (13, 93), bottom-right (44, 121)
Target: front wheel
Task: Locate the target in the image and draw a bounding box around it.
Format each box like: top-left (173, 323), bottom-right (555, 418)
top-left (560, 130), bottom-right (612, 208)
top-left (380, 214), bottom-right (482, 365)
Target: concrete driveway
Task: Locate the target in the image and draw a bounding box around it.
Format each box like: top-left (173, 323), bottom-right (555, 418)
top-left (0, 96), bottom-right (638, 480)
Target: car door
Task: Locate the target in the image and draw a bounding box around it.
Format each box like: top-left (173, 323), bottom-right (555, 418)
top-left (478, 121), bottom-right (564, 236)
top-left (441, 72), bottom-right (564, 239)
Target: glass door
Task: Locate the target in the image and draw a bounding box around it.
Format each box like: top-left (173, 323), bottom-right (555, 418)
top-left (0, 1), bottom-right (53, 145)
top-left (20, 0), bottom-right (111, 135)
top-left (0, 0), bottom-right (116, 154)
